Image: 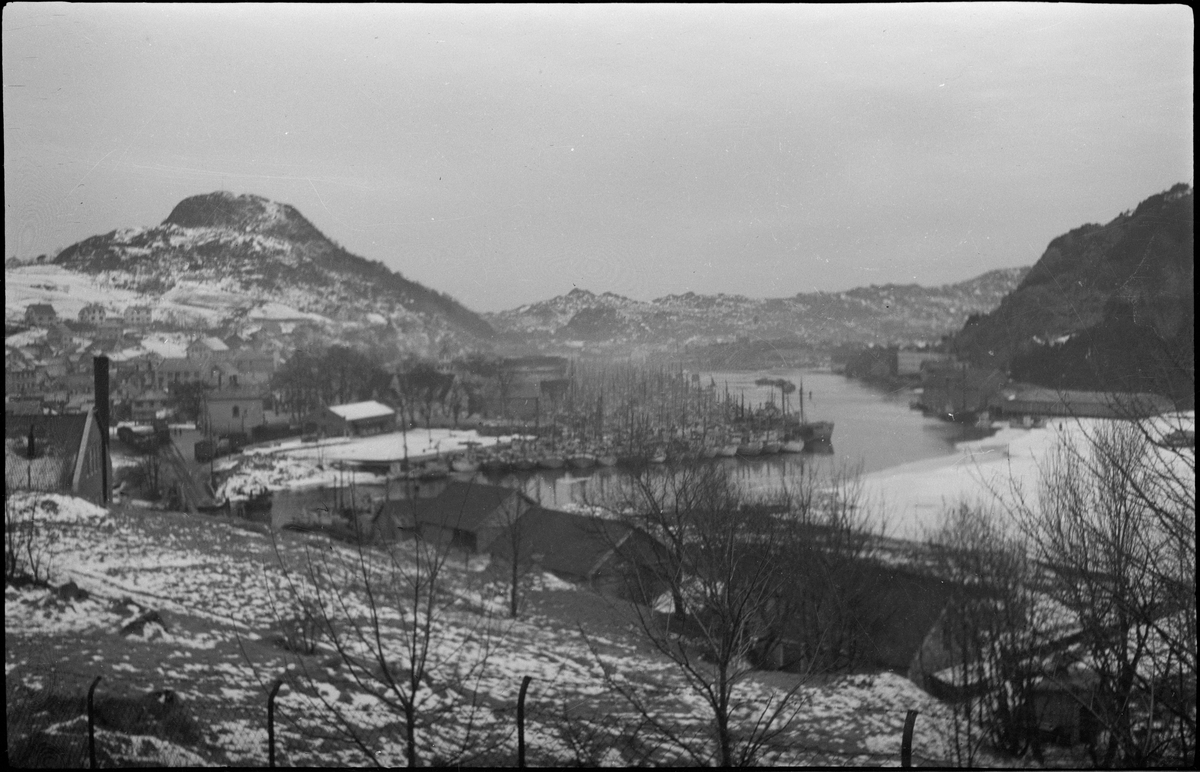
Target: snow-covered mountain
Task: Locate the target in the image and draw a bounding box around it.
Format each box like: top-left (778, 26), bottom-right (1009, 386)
top-left (486, 268), bottom-right (1030, 349)
top-left (37, 191), bottom-right (492, 352)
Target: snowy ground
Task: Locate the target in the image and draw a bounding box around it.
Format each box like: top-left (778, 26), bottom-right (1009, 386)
top-left (861, 412), bottom-right (1196, 541)
top-left (7, 491), bottom-right (979, 767)
top-left (253, 428), bottom-right (526, 464)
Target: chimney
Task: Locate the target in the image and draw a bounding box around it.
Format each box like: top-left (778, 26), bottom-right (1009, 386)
top-left (94, 355), bottom-right (111, 504)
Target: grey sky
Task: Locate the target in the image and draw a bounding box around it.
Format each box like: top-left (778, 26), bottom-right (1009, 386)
top-left (4, 3), bottom-right (1193, 312)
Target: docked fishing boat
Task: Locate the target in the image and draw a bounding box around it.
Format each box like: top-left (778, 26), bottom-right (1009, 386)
top-left (699, 444), bottom-right (718, 460)
top-left (479, 455), bottom-right (510, 474)
top-left (717, 442), bottom-right (739, 458)
top-left (737, 439), bottom-right (763, 457)
top-left (419, 459), bottom-right (449, 480)
top-left (450, 455), bottom-right (480, 473)
top-left (539, 454), bottom-right (565, 470)
top-left (762, 438), bottom-right (782, 454)
top-left (512, 456), bottom-right (538, 472)
top-left (795, 421), bottom-right (835, 445)
top-left (649, 447), bottom-right (668, 464)
top-left (567, 453), bottom-right (596, 470)
top-left (596, 450), bottom-right (618, 467)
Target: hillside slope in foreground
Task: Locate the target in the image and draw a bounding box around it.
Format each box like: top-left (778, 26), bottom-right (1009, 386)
top-left (6, 494), bottom-right (963, 767)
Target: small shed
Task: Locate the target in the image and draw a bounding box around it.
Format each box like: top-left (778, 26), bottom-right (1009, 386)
top-left (317, 401), bottom-right (396, 437)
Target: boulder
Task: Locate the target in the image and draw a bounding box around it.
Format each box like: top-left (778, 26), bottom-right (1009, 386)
top-left (56, 580), bottom-right (89, 602)
top-left (120, 610), bottom-right (169, 638)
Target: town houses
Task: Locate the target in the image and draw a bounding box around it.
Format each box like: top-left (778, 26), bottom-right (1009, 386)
top-left (5, 301), bottom-right (280, 427)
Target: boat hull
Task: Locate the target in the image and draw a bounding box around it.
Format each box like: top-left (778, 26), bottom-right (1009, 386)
top-left (796, 422), bottom-right (834, 445)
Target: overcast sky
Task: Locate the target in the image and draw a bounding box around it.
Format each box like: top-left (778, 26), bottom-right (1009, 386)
top-left (4, 4), bottom-right (1193, 312)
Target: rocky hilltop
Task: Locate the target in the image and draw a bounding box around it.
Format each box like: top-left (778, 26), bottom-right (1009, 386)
top-left (487, 268), bottom-right (1029, 351)
top-left (955, 183), bottom-right (1194, 404)
top-left (53, 191), bottom-right (493, 351)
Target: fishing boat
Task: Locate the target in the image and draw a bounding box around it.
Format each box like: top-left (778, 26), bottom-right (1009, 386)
top-left (512, 456), bottom-right (537, 472)
top-left (794, 421), bottom-right (834, 445)
top-left (737, 438), bottom-right (763, 457)
top-left (717, 442), bottom-right (739, 458)
top-left (479, 454), bottom-right (510, 474)
top-left (793, 378), bottom-right (835, 446)
top-left (649, 447), bottom-right (668, 464)
top-left (419, 459), bottom-right (449, 480)
top-left (539, 454), bottom-right (565, 470)
top-left (567, 453), bottom-right (596, 470)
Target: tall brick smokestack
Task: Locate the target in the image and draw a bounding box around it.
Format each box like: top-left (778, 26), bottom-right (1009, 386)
top-left (94, 355), bottom-right (111, 504)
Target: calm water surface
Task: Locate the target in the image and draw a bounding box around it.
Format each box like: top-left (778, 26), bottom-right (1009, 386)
top-left (268, 370), bottom-right (991, 521)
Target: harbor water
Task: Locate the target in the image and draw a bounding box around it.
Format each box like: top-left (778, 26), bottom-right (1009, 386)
top-left (264, 370), bottom-right (993, 523)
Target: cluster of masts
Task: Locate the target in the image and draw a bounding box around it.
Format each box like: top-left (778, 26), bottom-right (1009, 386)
top-left (439, 363), bottom-right (832, 475)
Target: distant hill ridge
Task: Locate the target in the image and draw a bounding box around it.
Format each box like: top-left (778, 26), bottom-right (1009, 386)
top-left (53, 191), bottom-right (494, 346)
top-left (954, 183), bottom-right (1194, 404)
top-left (487, 268), bottom-right (1030, 348)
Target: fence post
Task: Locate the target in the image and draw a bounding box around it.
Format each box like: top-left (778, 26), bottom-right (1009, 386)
top-left (87, 675), bottom-right (103, 770)
top-left (267, 678), bottom-right (284, 768)
top-left (517, 675), bottom-right (532, 768)
top-left (901, 708), bottom-right (919, 767)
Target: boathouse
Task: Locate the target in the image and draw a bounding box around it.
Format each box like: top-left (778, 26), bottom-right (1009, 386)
top-left (315, 400), bottom-right (396, 437)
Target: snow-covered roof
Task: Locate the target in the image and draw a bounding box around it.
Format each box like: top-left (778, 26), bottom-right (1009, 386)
top-left (328, 400), bottom-right (395, 422)
top-left (192, 336), bottom-right (229, 352)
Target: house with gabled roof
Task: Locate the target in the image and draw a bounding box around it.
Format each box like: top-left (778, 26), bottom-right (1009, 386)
top-left (203, 388), bottom-right (266, 436)
top-left (24, 303), bottom-right (58, 327)
top-left (5, 408), bottom-right (110, 505)
top-left (187, 336), bottom-right (230, 362)
top-left (79, 303), bottom-right (108, 326)
top-left (123, 305), bottom-right (152, 326)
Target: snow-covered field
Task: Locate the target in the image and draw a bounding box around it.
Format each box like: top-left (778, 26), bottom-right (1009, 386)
top-left (6, 265), bottom-right (147, 323)
top-left (260, 428), bottom-right (524, 464)
top-left (5, 264), bottom-right (333, 330)
top-left (861, 412), bottom-right (1196, 541)
top-left (7, 491), bottom-right (973, 767)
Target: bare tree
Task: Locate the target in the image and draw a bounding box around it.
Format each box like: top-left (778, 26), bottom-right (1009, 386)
top-left (582, 462), bottom-right (820, 766)
top-left (1003, 413), bottom-right (1196, 767)
top-left (246, 523), bottom-right (507, 766)
top-left (925, 502), bottom-right (1050, 766)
